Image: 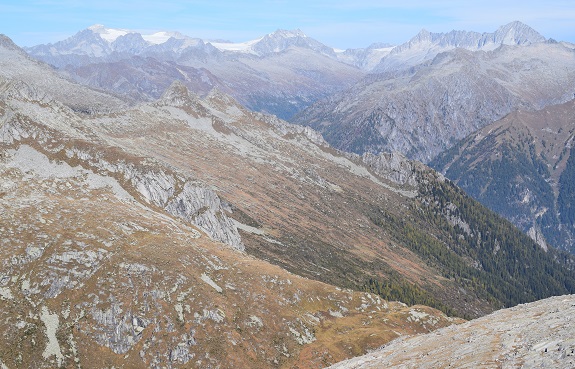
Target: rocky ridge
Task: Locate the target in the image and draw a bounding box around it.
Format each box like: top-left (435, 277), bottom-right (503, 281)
top-left (22, 21), bottom-right (557, 125)
top-left (0, 85), bottom-right (243, 251)
top-left (373, 20), bottom-right (546, 72)
top-left (0, 35), bottom-right (126, 114)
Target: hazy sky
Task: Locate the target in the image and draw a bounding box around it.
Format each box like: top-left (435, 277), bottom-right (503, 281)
top-left (2, 0), bottom-right (574, 48)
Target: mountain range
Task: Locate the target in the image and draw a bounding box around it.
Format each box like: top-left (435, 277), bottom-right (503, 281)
top-left (3, 29), bottom-right (575, 367)
top-left (25, 25), bottom-right (367, 120)
top-left (289, 21), bottom-right (575, 254)
top-left (294, 23), bottom-right (575, 162)
top-left (27, 21), bottom-right (573, 160)
top-left (372, 20), bottom-right (546, 73)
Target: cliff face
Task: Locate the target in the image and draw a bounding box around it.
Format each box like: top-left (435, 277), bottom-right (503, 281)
top-left (362, 151), bottom-right (420, 188)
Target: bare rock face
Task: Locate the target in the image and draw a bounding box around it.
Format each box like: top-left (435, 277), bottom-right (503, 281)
top-left (528, 226), bottom-right (548, 252)
top-left (63, 147), bottom-right (245, 251)
top-left (362, 151), bottom-right (419, 188)
top-left (329, 295), bottom-right (575, 369)
top-left (166, 182), bottom-right (244, 250)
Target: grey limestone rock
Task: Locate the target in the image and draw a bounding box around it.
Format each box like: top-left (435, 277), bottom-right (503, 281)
top-left (166, 182), bottom-right (244, 251)
top-left (362, 151), bottom-right (419, 188)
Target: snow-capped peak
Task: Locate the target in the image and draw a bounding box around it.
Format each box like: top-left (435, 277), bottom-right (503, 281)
top-left (209, 29), bottom-right (309, 55)
top-left (87, 24), bottom-right (188, 45)
top-left (87, 24), bottom-right (105, 31)
top-left (88, 24), bottom-right (131, 43)
top-left (250, 28), bottom-right (335, 56)
top-left (268, 29), bottom-right (307, 39)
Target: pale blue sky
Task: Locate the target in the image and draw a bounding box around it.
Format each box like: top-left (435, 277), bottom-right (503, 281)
top-left (1, 0), bottom-right (574, 48)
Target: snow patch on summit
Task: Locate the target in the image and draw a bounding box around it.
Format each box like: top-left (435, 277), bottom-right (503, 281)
top-left (88, 24), bottom-right (131, 43)
top-left (210, 38), bottom-right (262, 53)
top-left (87, 24), bottom-right (186, 45)
top-left (142, 31), bottom-right (187, 45)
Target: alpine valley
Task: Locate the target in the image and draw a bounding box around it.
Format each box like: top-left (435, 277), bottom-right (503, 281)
top-left (1, 20), bottom-right (575, 368)
top-left (294, 22), bottom-right (575, 163)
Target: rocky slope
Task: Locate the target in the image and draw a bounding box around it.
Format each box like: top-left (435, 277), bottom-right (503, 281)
top-left (25, 26), bottom-right (364, 120)
top-left (0, 143), bottom-right (463, 368)
top-left (329, 294), bottom-right (575, 369)
top-left (83, 77), bottom-right (575, 317)
top-left (6, 32), bottom-right (575, 317)
top-left (294, 38), bottom-right (575, 163)
top-left (431, 99), bottom-right (575, 253)
top-left (0, 37), bottom-right (461, 369)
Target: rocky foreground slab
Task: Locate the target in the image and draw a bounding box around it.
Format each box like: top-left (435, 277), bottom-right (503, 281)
top-left (330, 294), bottom-right (575, 368)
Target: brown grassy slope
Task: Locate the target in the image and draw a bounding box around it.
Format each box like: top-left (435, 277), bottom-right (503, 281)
top-left (80, 86), bottom-right (497, 316)
top-left (0, 143), bottom-right (459, 369)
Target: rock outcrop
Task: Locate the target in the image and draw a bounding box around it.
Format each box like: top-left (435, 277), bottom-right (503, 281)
top-left (0, 83), bottom-right (243, 251)
top-left (362, 151), bottom-right (419, 188)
